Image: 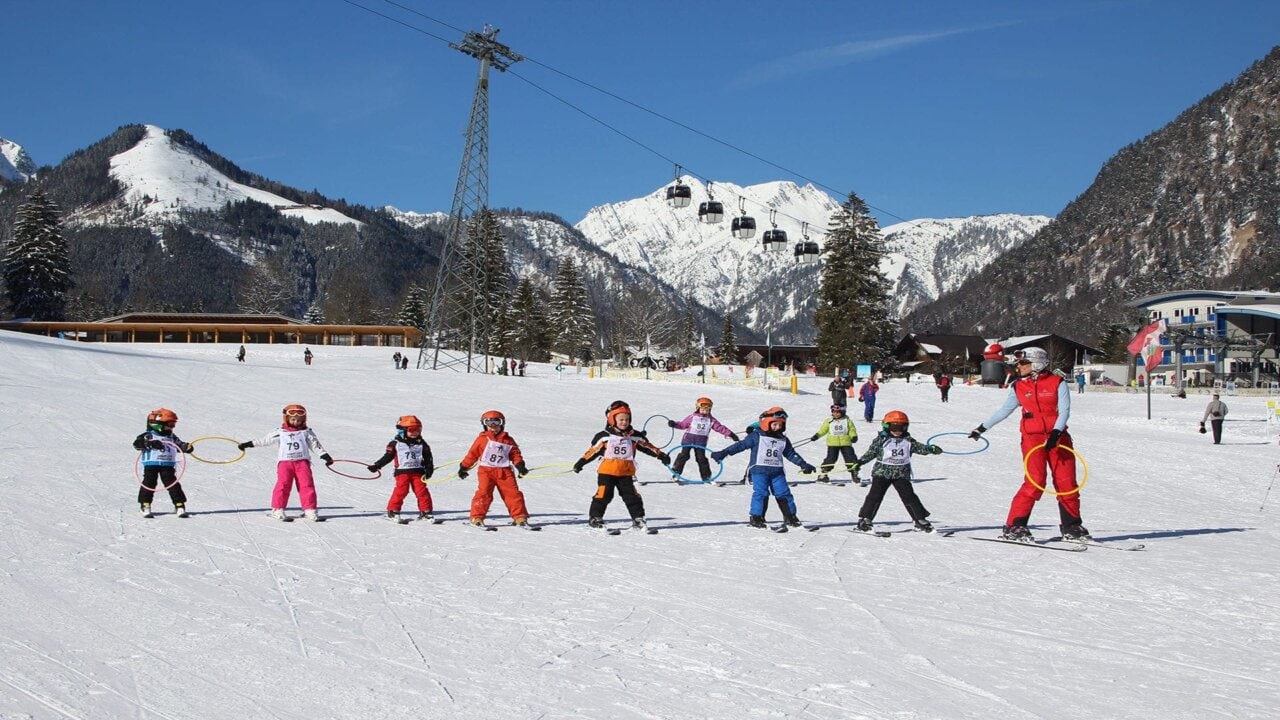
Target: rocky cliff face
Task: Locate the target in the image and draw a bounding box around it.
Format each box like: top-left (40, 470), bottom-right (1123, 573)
top-left (906, 46), bottom-right (1280, 342)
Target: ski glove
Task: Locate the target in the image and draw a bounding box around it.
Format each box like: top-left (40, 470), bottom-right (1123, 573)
top-left (657, 452), bottom-right (671, 466)
top-left (1044, 430), bottom-right (1062, 450)
top-left (801, 464), bottom-right (817, 475)
top-left (810, 434), bottom-right (820, 442)
top-left (366, 465), bottom-right (380, 474)
top-left (572, 460), bottom-right (586, 473)
top-left (710, 452), bottom-right (724, 463)
top-left (516, 462), bottom-right (528, 477)
top-left (728, 432), bottom-right (740, 442)
top-left (927, 444), bottom-right (943, 455)
top-left (457, 467), bottom-right (469, 480)
top-left (968, 425), bottom-right (986, 441)
top-left (146, 440), bottom-right (166, 450)
top-left (237, 441), bottom-right (253, 450)
top-left (1199, 423), bottom-right (1207, 434)
top-left (320, 454), bottom-right (334, 467)
top-left (667, 420), bottom-right (678, 428)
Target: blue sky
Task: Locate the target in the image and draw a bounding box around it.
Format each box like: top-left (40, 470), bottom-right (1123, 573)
top-left (5, 0), bottom-right (1279, 226)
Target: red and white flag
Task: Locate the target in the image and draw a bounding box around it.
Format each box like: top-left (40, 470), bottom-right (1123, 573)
top-left (1126, 319), bottom-right (1167, 368)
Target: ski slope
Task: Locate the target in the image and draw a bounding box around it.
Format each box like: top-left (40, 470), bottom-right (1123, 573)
top-left (1, 331), bottom-right (1278, 719)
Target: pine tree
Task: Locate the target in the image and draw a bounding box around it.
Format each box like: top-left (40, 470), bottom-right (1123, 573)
top-left (304, 303), bottom-right (326, 324)
top-left (510, 277), bottom-right (551, 361)
top-left (813, 192), bottom-right (899, 373)
top-left (394, 285), bottom-right (429, 331)
top-left (717, 314), bottom-right (738, 363)
top-left (549, 257), bottom-right (596, 361)
top-left (676, 309), bottom-right (699, 365)
top-left (3, 189), bottom-right (72, 320)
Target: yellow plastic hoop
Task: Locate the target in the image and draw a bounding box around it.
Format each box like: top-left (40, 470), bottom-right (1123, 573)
top-left (520, 462), bottom-right (576, 480)
top-left (1022, 443), bottom-right (1088, 496)
top-left (188, 436), bottom-right (247, 465)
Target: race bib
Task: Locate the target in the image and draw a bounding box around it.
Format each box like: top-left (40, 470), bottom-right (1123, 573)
top-left (756, 436), bottom-right (786, 468)
top-left (880, 437), bottom-right (912, 466)
top-left (277, 429), bottom-right (310, 462)
top-left (395, 442), bottom-right (425, 470)
top-left (479, 440), bottom-right (513, 468)
top-left (605, 436), bottom-right (636, 461)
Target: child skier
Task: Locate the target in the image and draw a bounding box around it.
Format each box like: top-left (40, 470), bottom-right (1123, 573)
top-left (810, 404), bottom-right (860, 485)
top-left (133, 408), bottom-right (195, 518)
top-left (458, 410), bottom-right (534, 529)
top-left (367, 415), bottom-right (435, 522)
top-left (237, 404), bottom-right (333, 521)
top-left (667, 396), bottom-right (739, 483)
top-left (711, 407), bottom-right (816, 529)
top-left (573, 403), bottom-right (670, 530)
top-left (852, 410), bottom-right (943, 533)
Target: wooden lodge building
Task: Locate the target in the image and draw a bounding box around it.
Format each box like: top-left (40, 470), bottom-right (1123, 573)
top-left (0, 313), bottom-right (421, 347)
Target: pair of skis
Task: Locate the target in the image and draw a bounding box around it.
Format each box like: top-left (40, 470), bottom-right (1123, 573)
top-left (594, 523), bottom-right (659, 536)
top-left (971, 536), bottom-right (1145, 552)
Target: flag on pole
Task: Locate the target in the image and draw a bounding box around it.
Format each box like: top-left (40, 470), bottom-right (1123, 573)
top-left (1127, 319), bottom-right (1167, 368)
top-left (766, 331), bottom-right (771, 347)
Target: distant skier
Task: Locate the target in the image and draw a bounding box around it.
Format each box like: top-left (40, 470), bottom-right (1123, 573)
top-left (237, 344), bottom-right (246, 362)
top-left (1200, 393), bottom-right (1228, 444)
top-left (936, 374), bottom-right (952, 403)
top-left (828, 372), bottom-right (852, 408)
top-left (303, 347), bottom-right (313, 365)
top-left (858, 378), bottom-right (880, 422)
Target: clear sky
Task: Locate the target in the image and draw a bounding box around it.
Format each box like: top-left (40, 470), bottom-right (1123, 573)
top-left (5, 1), bottom-right (1279, 226)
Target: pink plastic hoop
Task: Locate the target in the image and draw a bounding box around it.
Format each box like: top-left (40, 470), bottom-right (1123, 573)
top-left (134, 439), bottom-right (187, 490)
top-left (326, 459), bottom-right (382, 480)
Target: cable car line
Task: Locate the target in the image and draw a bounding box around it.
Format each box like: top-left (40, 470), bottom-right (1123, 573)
top-left (343, 0), bottom-right (936, 245)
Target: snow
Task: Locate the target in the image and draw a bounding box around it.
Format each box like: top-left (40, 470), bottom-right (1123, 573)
top-left (105, 125), bottom-right (362, 228)
top-left (2, 330), bottom-right (1280, 718)
top-left (0, 137), bottom-right (36, 184)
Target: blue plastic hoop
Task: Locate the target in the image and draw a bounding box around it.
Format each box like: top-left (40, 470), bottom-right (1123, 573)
top-left (642, 414), bottom-right (677, 449)
top-left (926, 431), bottom-right (990, 456)
top-left (666, 444), bottom-right (724, 484)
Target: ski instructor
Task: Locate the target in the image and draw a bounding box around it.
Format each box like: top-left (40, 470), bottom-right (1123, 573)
top-left (967, 346), bottom-right (1089, 543)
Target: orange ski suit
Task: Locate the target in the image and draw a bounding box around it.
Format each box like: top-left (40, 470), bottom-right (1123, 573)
top-left (461, 430), bottom-right (529, 523)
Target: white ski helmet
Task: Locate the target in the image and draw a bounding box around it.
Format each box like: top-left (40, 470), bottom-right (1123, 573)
top-left (1018, 347), bottom-right (1050, 373)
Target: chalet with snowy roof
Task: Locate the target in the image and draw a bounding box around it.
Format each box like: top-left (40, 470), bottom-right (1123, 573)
top-left (893, 334), bottom-right (987, 375)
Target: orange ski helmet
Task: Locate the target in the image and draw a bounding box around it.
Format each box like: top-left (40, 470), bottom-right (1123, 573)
top-left (147, 408), bottom-right (178, 429)
top-left (397, 415), bottom-right (423, 433)
top-left (607, 405), bottom-right (632, 428)
top-left (282, 404), bottom-right (307, 426)
top-left (606, 400), bottom-right (630, 417)
top-left (759, 406), bottom-right (788, 433)
top-left (882, 410), bottom-right (909, 433)
top-left (481, 410), bottom-right (505, 430)
top-left (695, 396), bottom-right (713, 410)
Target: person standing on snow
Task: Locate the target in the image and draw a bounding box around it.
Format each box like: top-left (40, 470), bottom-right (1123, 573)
top-left (1200, 393), bottom-right (1228, 444)
top-left (937, 374), bottom-right (952, 403)
top-left (811, 404), bottom-right (860, 484)
top-left (858, 377), bottom-right (880, 422)
top-left (459, 410), bottom-right (534, 529)
top-left (237, 404), bottom-right (333, 522)
top-left (237, 344), bottom-right (246, 362)
top-left (574, 403), bottom-right (670, 530)
top-left (852, 410), bottom-right (944, 533)
top-left (303, 348), bottom-right (314, 366)
top-left (828, 372), bottom-right (852, 408)
top-left (666, 396), bottom-right (738, 484)
top-left (968, 346), bottom-right (1088, 542)
top-left (712, 407), bottom-right (816, 529)
top-left (367, 415), bottom-right (435, 522)
top-left (133, 408), bottom-right (195, 518)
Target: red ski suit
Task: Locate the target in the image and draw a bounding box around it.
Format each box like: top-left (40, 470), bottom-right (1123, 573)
top-left (461, 430), bottom-right (529, 523)
top-left (1004, 373), bottom-right (1081, 527)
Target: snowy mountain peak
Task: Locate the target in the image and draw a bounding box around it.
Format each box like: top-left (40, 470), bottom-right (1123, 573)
top-left (575, 179), bottom-right (1048, 340)
top-left (85, 124), bottom-right (361, 228)
top-left (0, 137), bottom-right (37, 184)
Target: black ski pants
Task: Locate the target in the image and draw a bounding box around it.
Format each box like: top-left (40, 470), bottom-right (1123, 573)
top-left (857, 473), bottom-right (928, 523)
top-left (589, 473), bottom-right (646, 520)
top-left (819, 446), bottom-right (859, 479)
top-left (138, 466), bottom-right (187, 506)
top-left (672, 445), bottom-right (711, 480)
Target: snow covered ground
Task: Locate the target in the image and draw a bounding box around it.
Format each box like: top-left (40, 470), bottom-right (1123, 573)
top-left (2, 331), bottom-right (1279, 719)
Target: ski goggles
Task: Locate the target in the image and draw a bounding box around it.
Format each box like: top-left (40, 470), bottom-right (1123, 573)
top-left (482, 417), bottom-right (505, 428)
top-left (283, 408), bottom-right (307, 418)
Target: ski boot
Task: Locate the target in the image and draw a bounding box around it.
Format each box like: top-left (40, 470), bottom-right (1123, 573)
top-left (1001, 525), bottom-right (1033, 542)
top-left (856, 517), bottom-right (873, 532)
top-left (913, 519), bottom-right (934, 533)
top-left (1060, 523), bottom-right (1092, 541)
top-left (748, 515), bottom-right (767, 529)
top-left (302, 509), bottom-right (321, 522)
top-left (385, 511), bottom-right (401, 522)
top-left (631, 517), bottom-right (648, 530)
top-left (271, 508), bottom-right (289, 521)
top-left (174, 503), bottom-right (189, 518)
top-left (139, 503), bottom-right (153, 519)
top-left (816, 474), bottom-right (830, 484)
top-left (588, 517), bottom-right (604, 529)
top-left (784, 515), bottom-right (803, 528)
top-left (417, 512), bottom-right (434, 522)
